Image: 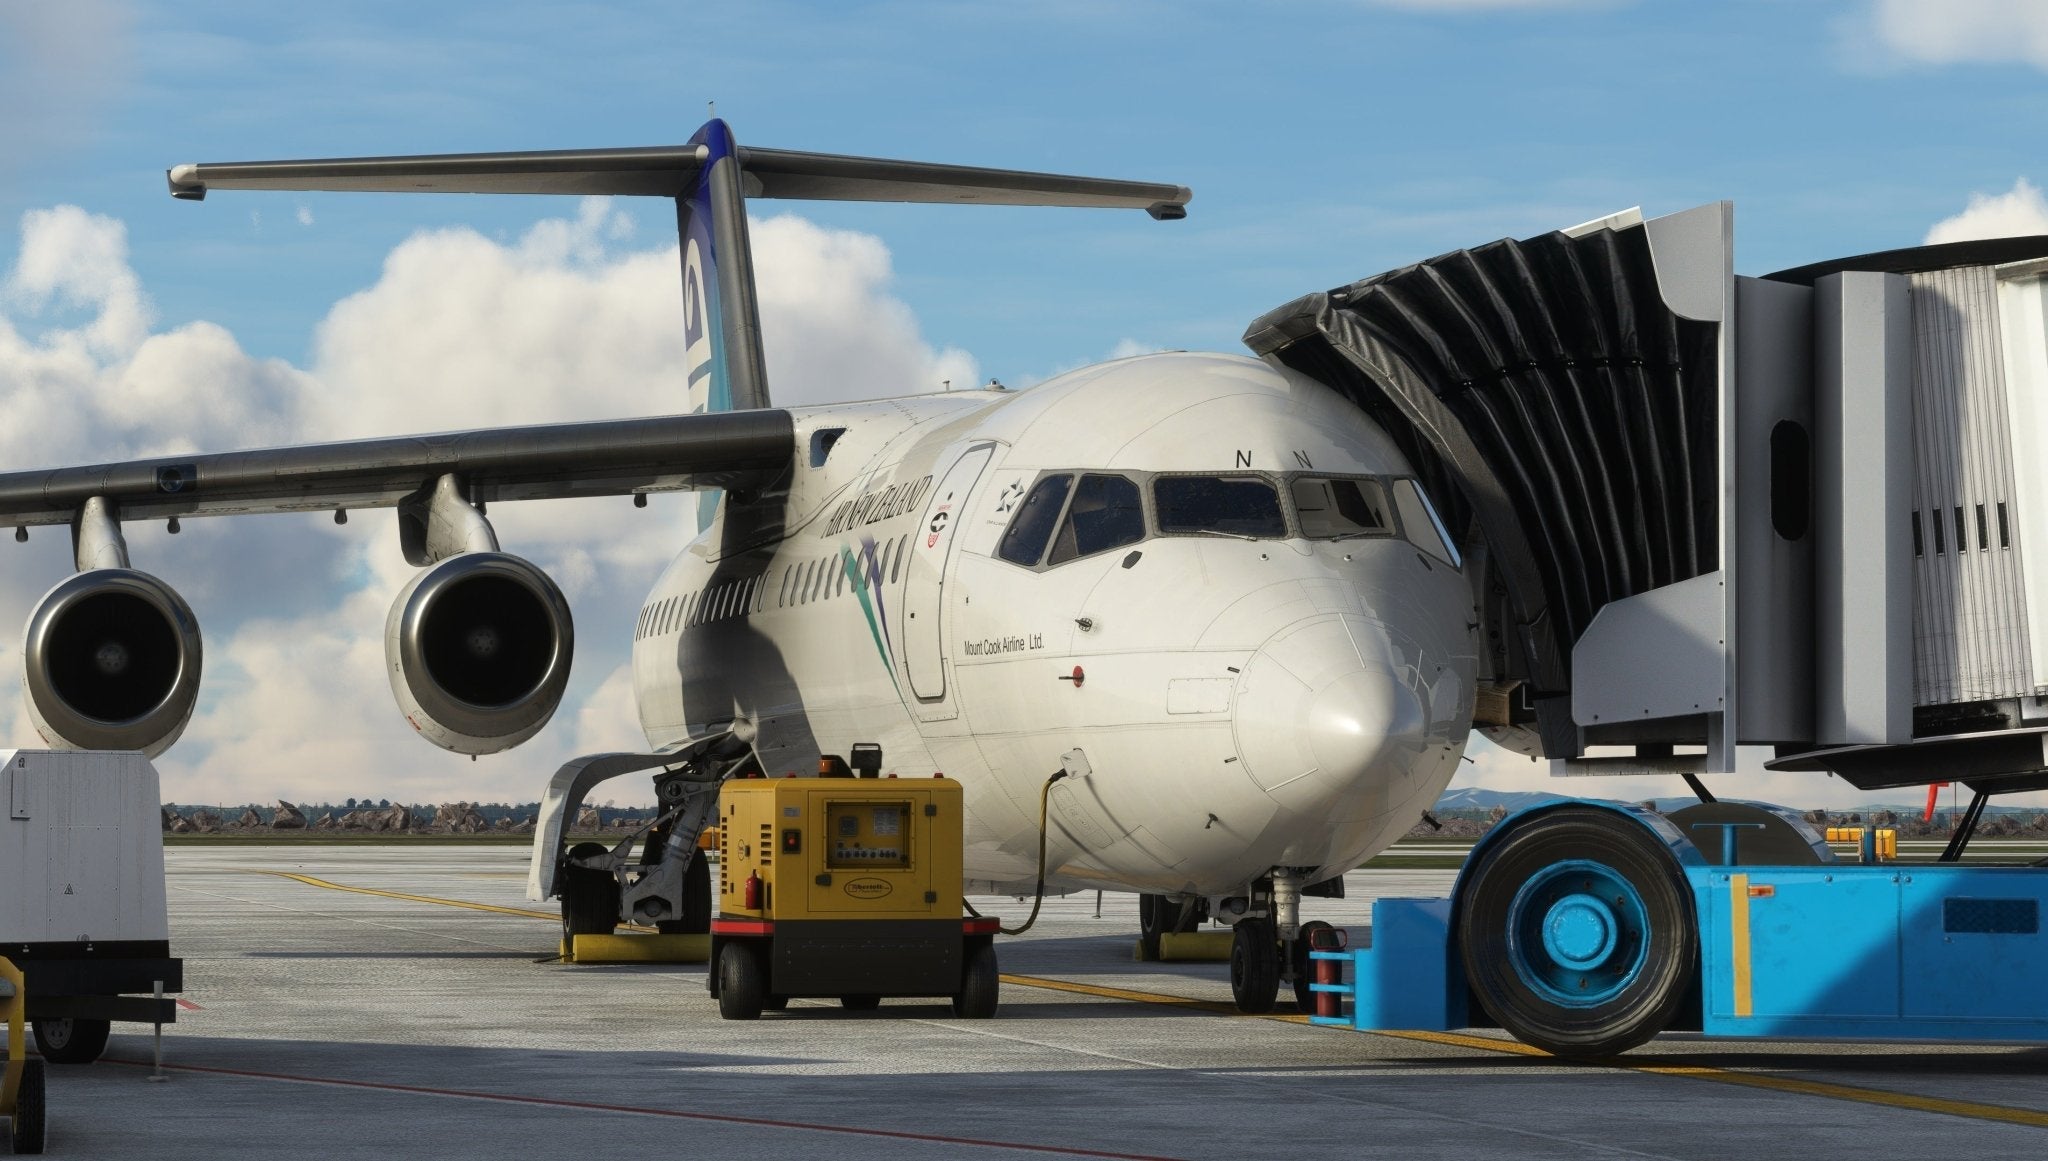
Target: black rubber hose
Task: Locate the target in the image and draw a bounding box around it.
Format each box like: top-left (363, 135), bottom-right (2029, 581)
top-left (998, 769), bottom-right (1068, 935)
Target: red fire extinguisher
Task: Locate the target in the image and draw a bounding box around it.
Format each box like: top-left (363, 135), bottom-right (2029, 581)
top-left (1309, 924), bottom-right (1348, 1019)
top-left (743, 870), bottom-right (763, 911)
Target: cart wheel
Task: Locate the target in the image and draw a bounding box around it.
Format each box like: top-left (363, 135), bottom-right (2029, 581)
top-left (33, 1016), bottom-right (110, 1064)
top-left (1230, 917), bottom-right (1279, 1014)
top-left (952, 939), bottom-right (1000, 1019)
top-left (1290, 920), bottom-right (1335, 1011)
top-left (1458, 806), bottom-right (1697, 1058)
top-left (9, 1057), bottom-right (45, 1154)
top-left (560, 842), bottom-right (620, 940)
top-left (716, 941), bottom-right (767, 1020)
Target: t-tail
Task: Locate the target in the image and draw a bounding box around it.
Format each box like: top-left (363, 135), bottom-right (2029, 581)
top-left (166, 119), bottom-right (1193, 529)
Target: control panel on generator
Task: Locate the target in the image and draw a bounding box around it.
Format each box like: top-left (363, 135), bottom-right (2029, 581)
top-left (709, 768), bottom-right (999, 1020)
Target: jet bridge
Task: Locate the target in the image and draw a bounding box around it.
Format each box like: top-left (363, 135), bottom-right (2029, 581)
top-left (1246, 204), bottom-right (2048, 798)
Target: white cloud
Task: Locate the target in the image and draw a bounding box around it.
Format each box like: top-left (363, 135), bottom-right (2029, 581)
top-left (296, 205), bottom-right (315, 227)
top-left (0, 199), bottom-right (971, 808)
top-left (1858, 0), bottom-right (2048, 70)
top-left (1925, 178), bottom-right (2048, 245)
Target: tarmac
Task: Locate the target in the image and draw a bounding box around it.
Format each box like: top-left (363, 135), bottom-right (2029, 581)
top-left (22, 845), bottom-right (2048, 1158)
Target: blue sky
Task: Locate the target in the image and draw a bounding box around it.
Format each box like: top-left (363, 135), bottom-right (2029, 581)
top-left (2, 0), bottom-right (2045, 808)
top-left (12, 1), bottom-right (2048, 379)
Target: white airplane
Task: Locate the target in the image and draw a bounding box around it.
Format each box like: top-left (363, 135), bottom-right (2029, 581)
top-left (0, 120), bottom-right (1477, 1013)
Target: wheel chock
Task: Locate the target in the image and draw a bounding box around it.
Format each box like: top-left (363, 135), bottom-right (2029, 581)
top-left (565, 934), bottom-right (710, 964)
top-left (1155, 931), bottom-right (1233, 962)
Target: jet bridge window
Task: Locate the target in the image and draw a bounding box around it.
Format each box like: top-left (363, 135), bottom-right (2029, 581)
top-left (1048, 474), bottom-right (1145, 565)
top-left (1154, 475), bottom-right (1285, 539)
top-left (998, 474), bottom-right (1073, 565)
top-left (1290, 476), bottom-right (1392, 539)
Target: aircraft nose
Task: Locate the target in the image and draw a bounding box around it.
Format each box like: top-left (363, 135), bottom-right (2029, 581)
top-left (1232, 615), bottom-right (1430, 812)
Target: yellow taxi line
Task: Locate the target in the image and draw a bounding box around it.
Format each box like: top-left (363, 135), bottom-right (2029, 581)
top-left (255, 871), bottom-right (2048, 1129)
top-left (1000, 974), bottom-right (2048, 1128)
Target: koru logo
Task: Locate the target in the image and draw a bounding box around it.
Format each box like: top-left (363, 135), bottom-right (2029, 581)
top-left (994, 479), bottom-right (1024, 514)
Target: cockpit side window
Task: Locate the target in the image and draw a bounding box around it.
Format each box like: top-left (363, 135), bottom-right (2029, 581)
top-left (1154, 475), bottom-right (1285, 538)
top-left (1048, 474), bottom-right (1145, 565)
top-left (1392, 478), bottom-right (1461, 567)
top-left (1292, 476), bottom-right (1392, 540)
top-left (998, 473), bottom-right (1073, 566)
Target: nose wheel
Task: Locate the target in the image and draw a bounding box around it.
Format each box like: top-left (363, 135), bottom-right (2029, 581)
top-left (1229, 917), bottom-right (1280, 1013)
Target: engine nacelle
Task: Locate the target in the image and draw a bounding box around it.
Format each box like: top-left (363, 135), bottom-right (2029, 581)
top-left (384, 551), bottom-right (574, 755)
top-left (22, 568), bottom-right (204, 758)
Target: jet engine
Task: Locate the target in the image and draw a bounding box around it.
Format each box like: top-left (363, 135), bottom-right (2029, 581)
top-left (384, 551), bottom-right (574, 755)
top-left (22, 568), bottom-right (204, 758)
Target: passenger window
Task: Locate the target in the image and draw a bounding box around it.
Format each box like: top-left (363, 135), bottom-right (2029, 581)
top-left (1292, 477), bottom-right (1391, 540)
top-left (1048, 474), bottom-right (1145, 565)
top-left (1392, 478), bottom-right (1460, 567)
top-left (1154, 476), bottom-right (1284, 538)
top-left (998, 474), bottom-right (1073, 566)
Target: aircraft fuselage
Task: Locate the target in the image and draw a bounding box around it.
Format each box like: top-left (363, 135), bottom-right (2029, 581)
top-left (631, 353), bottom-right (1478, 897)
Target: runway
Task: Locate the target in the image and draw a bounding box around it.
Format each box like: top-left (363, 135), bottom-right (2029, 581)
top-left (29, 845), bottom-right (2048, 1158)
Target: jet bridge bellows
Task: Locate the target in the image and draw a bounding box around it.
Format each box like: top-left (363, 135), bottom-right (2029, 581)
top-left (1248, 203), bottom-right (2048, 794)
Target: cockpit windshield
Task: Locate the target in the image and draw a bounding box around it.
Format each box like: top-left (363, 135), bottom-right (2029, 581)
top-left (1153, 476), bottom-right (1286, 538)
top-left (993, 468), bottom-right (1458, 569)
top-left (1290, 476), bottom-right (1392, 540)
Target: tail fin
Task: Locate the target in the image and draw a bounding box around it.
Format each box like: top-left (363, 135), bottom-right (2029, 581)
top-left (677, 120), bottom-right (763, 425)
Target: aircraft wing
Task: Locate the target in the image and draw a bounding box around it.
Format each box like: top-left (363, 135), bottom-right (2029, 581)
top-left (0, 408), bottom-right (794, 529)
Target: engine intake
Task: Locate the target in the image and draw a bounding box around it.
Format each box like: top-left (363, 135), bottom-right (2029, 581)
top-left (22, 568), bottom-right (203, 757)
top-left (385, 551), bottom-right (574, 755)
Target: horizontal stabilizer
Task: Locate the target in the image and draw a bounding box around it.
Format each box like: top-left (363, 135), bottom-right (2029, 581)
top-left (168, 144), bottom-right (1191, 217)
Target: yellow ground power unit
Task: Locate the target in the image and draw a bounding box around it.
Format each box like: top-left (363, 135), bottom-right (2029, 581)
top-left (707, 772), bottom-right (999, 1020)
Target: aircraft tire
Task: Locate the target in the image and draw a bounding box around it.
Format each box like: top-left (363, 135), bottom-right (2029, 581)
top-left (953, 938), bottom-right (1000, 1019)
top-left (32, 1017), bottom-right (110, 1064)
top-left (8, 1058), bottom-right (44, 1154)
top-left (655, 851), bottom-right (713, 935)
top-left (1229, 917), bottom-right (1280, 1014)
top-left (1290, 920), bottom-right (1335, 1011)
top-left (559, 842), bottom-right (620, 940)
top-left (716, 941), bottom-right (767, 1020)
top-left (1458, 807), bottom-right (1697, 1058)
top-left (1139, 893), bottom-right (1200, 961)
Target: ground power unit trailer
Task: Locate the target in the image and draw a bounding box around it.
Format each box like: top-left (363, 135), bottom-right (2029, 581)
top-left (1247, 203), bottom-right (2048, 1054)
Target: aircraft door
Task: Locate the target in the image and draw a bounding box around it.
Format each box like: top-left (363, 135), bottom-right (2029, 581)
top-left (905, 443), bottom-right (994, 704)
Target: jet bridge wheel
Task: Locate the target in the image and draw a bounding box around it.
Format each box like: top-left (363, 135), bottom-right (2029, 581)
top-left (32, 1016), bottom-right (110, 1064)
top-left (1458, 807), bottom-right (1697, 1058)
top-left (559, 841), bottom-right (621, 940)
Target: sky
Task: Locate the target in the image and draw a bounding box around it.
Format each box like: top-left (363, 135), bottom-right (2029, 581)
top-left (2, 0), bottom-right (2047, 810)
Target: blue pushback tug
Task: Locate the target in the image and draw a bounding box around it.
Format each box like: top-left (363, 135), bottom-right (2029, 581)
top-left (1310, 800), bottom-right (2048, 1056)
